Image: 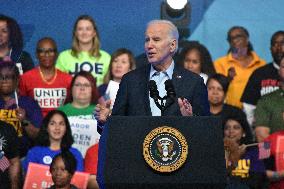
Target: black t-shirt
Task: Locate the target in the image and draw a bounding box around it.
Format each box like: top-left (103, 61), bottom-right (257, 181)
top-left (0, 120), bottom-right (19, 188)
top-left (241, 63), bottom-right (280, 105)
top-left (212, 104), bottom-right (253, 141)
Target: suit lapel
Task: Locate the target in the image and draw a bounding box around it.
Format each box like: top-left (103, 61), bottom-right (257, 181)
top-left (139, 64), bottom-right (152, 116)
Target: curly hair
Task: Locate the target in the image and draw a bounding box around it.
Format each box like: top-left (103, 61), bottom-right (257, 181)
top-left (0, 60), bottom-right (20, 79)
top-left (36, 110), bottom-right (74, 150)
top-left (177, 41), bottom-right (215, 76)
top-left (223, 115), bottom-right (253, 145)
top-left (0, 14), bottom-right (23, 50)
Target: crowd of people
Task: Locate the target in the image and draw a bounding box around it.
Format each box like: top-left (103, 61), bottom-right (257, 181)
top-left (0, 13), bottom-right (283, 189)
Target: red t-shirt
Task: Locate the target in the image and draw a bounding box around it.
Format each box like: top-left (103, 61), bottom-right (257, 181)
top-left (265, 131), bottom-right (284, 189)
top-left (84, 144), bottom-right (99, 175)
top-left (19, 67), bottom-right (72, 117)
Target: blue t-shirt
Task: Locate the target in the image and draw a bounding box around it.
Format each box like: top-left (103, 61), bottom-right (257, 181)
top-left (22, 146), bottom-right (83, 173)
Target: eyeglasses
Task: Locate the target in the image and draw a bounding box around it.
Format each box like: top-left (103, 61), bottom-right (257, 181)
top-left (37, 48), bottom-right (57, 56)
top-left (0, 75), bottom-right (15, 81)
top-left (73, 83), bottom-right (92, 88)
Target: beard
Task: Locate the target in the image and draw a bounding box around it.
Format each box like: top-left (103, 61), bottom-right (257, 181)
top-left (272, 53), bottom-right (284, 65)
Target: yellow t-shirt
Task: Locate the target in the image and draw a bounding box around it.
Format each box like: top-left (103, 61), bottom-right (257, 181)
top-left (214, 52), bottom-right (266, 108)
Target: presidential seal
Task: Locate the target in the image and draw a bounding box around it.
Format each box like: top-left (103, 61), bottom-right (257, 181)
top-left (143, 126), bottom-right (188, 173)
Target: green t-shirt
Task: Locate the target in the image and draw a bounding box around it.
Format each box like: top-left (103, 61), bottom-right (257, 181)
top-left (57, 103), bottom-right (95, 116)
top-left (56, 49), bottom-right (111, 86)
top-left (58, 103), bottom-right (99, 157)
top-left (255, 89), bottom-right (284, 133)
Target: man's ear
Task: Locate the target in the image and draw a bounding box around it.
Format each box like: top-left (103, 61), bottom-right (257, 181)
top-left (170, 39), bottom-right (177, 53)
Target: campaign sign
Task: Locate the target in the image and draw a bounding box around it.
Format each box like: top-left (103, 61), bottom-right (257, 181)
top-left (23, 163), bottom-right (89, 189)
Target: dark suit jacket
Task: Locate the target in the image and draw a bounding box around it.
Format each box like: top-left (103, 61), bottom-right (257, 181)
top-left (112, 64), bottom-right (210, 116)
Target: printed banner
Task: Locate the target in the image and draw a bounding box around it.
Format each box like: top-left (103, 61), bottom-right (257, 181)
top-left (23, 163), bottom-right (89, 189)
top-left (68, 115), bottom-right (100, 157)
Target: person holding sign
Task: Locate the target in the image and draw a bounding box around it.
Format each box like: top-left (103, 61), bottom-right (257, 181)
top-left (0, 61), bottom-right (42, 157)
top-left (48, 151), bottom-right (79, 189)
top-left (22, 110), bottom-right (83, 173)
top-left (58, 71), bottom-right (100, 157)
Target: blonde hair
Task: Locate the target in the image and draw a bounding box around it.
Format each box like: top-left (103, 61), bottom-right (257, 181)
top-left (71, 15), bottom-right (101, 58)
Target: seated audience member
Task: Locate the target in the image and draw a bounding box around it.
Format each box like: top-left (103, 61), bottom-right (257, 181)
top-left (0, 14), bottom-right (34, 74)
top-left (207, 74), bottom-right (251, 135)
top-left (0, 61), bottom-right (42, 157)
top-left (241, 31), bottom-right (284, 126)
top-left (255, 57), bottom-right (284, 142)
top-left (214, 26), bottom-right (265, 109)
top-left (177, 41), bottom-right (215, 83)
top-left (223, 116), bottom-right (265, 189)
top-left (48, 151), bottom-right (79, 189)
top-left (98, 48), bottom-right (136, 108)
top-left (262, 130), bottom-right (284, 189)
top-left (22, 110), bottom-right (83, 173)
top-left (58, 71), bottom-right (100, 157)
top-left (19, 37), bottom-right (72, 117)
top-left (84, 143), bottom-right (99, 189)
top-left (0, 120), bottom-right (21, 189)
top-left (56, 15), bottom-right (111, 86)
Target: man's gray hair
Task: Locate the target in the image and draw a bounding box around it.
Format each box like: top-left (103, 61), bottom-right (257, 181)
top-left (147, 19), bottom-right (179, 53)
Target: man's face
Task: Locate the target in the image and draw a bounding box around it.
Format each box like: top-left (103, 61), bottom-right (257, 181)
top-left (271, 34), bottom-right (284, 65)
top-left (144, 23), bottom-right (176, 66)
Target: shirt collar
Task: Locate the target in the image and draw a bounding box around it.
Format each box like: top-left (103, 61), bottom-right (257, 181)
top-left (149, 61), bottom-right (174, 79)
top-left (272, 62), bottom-right (280, 70)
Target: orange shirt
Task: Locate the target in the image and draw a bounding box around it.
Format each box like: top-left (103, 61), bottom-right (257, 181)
top-left (214, 52), bottom-right (266, 108)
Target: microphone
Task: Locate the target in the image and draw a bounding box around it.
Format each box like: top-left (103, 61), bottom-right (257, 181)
top-left (165, 79), bottom-right (176, 99)
top-left (149, 80), bottom-right (160, 100)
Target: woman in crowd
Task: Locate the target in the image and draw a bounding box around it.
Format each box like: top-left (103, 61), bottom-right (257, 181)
top-left (22, 110), bottom-right (83, 173)
top-left (58, 71), bottom-right (100, 157)
top-left (177, 41), bottom-right (215, 83)
top-left (207, 73), bottom-right (251, 132)
top-left (0, 14), bottom-right (34, 74)
top-left (0, 61), bottom-right (42, 157)
top-left (19, 37), bottom-right (72, 117)
top-left (98, 48), bottom-right (136, 108)
top-left (224, 116), bottom-right (266, 188)
top-left (56, 15), bottom-right (111, 86)
top-left (214, 26), bottom-right (265, 108)
top-left (48, 151), bottom-right (79, 189)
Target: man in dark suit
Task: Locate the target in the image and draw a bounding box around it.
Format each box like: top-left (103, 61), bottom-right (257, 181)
top-left (95, 20), bottom-right (210, 123)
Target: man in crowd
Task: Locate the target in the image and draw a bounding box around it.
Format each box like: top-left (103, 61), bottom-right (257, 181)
top-left (95, 19), bottom-right (210, 123)
top-left (241, 31), bottom-right (284, 126)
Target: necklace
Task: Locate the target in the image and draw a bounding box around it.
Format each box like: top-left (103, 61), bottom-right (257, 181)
top-left (39, 67), bottom-right (57, 85)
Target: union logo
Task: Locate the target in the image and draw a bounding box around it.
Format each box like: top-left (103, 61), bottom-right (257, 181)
top-left (143, 126), bottom-right (188, 172)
